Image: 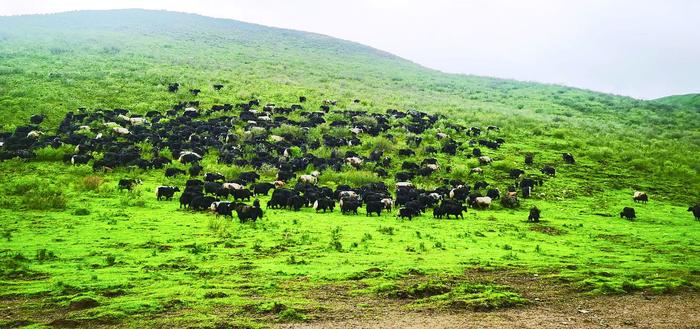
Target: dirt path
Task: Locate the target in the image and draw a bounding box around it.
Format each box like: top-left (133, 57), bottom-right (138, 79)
top-left (280, 293), bottom-right (700, 329)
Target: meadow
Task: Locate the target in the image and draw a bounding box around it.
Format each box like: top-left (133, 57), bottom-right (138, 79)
top-left (0, 9), bottom-right (698, 328)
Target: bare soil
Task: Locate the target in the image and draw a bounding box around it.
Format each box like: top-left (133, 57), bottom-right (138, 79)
top-left (280, 293), bottom-right (700, 329)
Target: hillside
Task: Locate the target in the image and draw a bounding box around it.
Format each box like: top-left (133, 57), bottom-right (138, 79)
top-left (0, 9), bottom-right (698, 329)
top-left (1, 10), bottom-right (695, 198)
top-left (655, 93), bottom-right (700, 110)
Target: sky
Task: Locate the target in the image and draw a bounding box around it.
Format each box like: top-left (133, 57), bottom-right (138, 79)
top-left (1, 0), bottom-right (698, 99)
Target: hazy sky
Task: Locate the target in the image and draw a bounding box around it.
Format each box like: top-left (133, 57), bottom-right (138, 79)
top-left (1, 0), bottom-right (698, 99)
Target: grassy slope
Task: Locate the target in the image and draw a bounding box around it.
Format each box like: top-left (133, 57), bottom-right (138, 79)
top-left (0, 10), bottom-right (698, 198)
top-left (654, 93), bottom-right (700, 110)
top-left (0, 9), bottom-right (698, 328)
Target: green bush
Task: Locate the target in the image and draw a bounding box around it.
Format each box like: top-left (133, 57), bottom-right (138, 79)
top-left (81, 175), bottom-right (104, 191)
top-left (319, 170), bottom-right (382, 187)
top-left (34, 146), bottom-right (73, 162)
top-left (72, 208), bottom-right (91, 216)
top-left (17, 181), bottom-right (67, 210)
top-left (36, 249), bottom-right (57, 262)
top-left (271, 124), bottom-right (304, 140)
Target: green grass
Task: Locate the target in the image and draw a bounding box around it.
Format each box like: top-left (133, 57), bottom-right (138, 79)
top-left (0, 159), bottom-right (698, 326)
top-left (0, 9), bottom-right (699, 328)
top-left (654, 93), bottom-right (700, 110)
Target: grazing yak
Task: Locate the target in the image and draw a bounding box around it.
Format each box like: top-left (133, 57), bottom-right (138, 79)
top-left (478, 156), bottom-right (493, 165)
top-left (298, 172), bottom-right (319, 185)
top-left (620, 207), bottom-right (636, 220)
top-left (381, 198), bottom-right (394, 212)
top-left (165, 168), bottom-right (186, 177)
top-left (178, 151), bottom-right (202, 164)
top-left (188, 164), bottom-right (203, 177)
top-left (470, 167), bottom-right (483, 175)
top-left (286, 195), bottom-right (305, 211)
top-left (365, 201), bottom-right (384, 217)
top-left (688, 205), bottom-right (700, 220)
top-left (252, 183), bottom-right (275, 196)
top-left (239, 171), bottom-right (260, 184)
top-left (500, 194), bottom-right (519, 208)
top-left (118, 179), bottom-right (141, 191)
top-left (633, 191), bottom-right (648, 203)
top-left (231, 189), bottom-right (252, 202)
top-left (433, 200), bottom-right (465, 219)
top-left (223, 182), bottom-right (244, 190)
top-left (340, 199), bottom-right (361, 215)
top-left (70, 154), bottom-right (93, 165)
top-left (211, 201), bottom-right (236, 219)
top-left (112, 127), bottom-right (130, 135)
top-left (486, 188), bottom-right (501, 200)
top-left (398, 207), bottom-right (418, 220)
top-left (562, 153), bottom-right (575, 164)
top-left (345, 156), bottom-right (363, 168)
top-left (528, 207), bottom-right (541, 222)
top-left (474, 181), bottom-right (489, 190)
top-left (204, 172), bottom-right (225, 182)
top-left (509, 169), bottom-right (525, 179)
top-left (268, 188), bottom-right (297, 209)
top-left (525, 153), bottom-right (534, 165)
top-left (313, 198), bottom-right (335, 213)
top-left (237, 205), bottom-right (263, 223)
top-left (540, 166), bottom-right (556, 176)
top-left (472, 196), bottom-right (492, 209)
top-left (30, 114), bottom-right (46, 124)
top-left (156, 186), bottom-right (180, 201)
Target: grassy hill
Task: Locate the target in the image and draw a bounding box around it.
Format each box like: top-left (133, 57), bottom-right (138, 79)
top-left (0, 9), bottom-right (698, 328)
top-left (655, 93), bottom-right (700, 110)
top-left (1, 10), bottom-right (696, 198)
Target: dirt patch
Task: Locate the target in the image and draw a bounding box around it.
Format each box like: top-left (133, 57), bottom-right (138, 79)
top-left (280, 293), bottom-right (700, 329)
top-left (68, 297), bottom-right (99, 311)
top-left (282, 268), bottom-right (699, 329)
top-left (529, 225), bottom-right (566, 236)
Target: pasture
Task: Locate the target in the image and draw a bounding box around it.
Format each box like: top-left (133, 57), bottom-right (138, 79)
top-left (1, 158), bottom-right (697, 327)
top-left (0, 9), bottom-right (699, 328)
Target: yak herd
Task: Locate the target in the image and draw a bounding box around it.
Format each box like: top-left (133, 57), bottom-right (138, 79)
top-left (1, 83), bottom-right (698, 224)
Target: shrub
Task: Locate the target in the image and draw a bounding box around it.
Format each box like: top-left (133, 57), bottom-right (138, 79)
top-left (329, 226), bottom-right (343, 252)
top-left (326, 127), bottom-right (353, 139)
top-left (105, 255), bottom-right (116, 266)
top-left (82, 175), bottom-right (104, 191)
top-left (203, 291), bottom-right (228, 299)
top-left (36, 249), bottom-right (56, 262)
top-left (34, 146), bottom-right (72, 162)
top-left (449, 164), bottom-right (470, 181)
top-left (22, 186), bottom-right (67, 210)
top-left (363, 136), bottom-right (394, 153)
top-left (258, 163), bottom-right (278, 177)
top-left (353, 116), bottom-right (378, 130)
top-left (271, 124), bottom-right (304, 140)
top-left (278, 308), bottom-right (306, 321)
top-left (319, 170), bottom-right (382, 187)
top-left (72, 208), bottom-right (91, 216)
